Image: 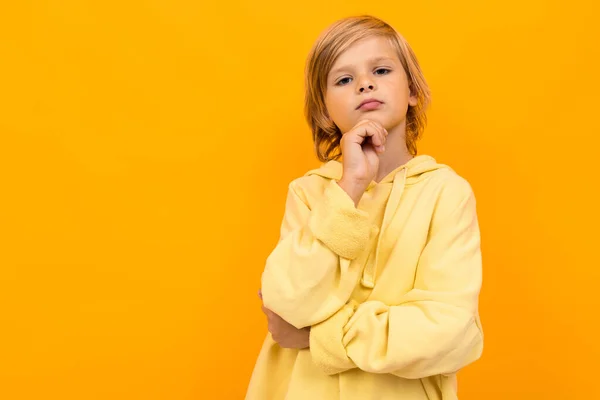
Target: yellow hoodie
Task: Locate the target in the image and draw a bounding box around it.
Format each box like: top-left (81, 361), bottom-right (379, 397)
top-left (246, 155), bottom-right (483, 400)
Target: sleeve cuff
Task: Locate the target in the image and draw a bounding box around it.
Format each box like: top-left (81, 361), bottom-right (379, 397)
top-left (308, 180), bottom-right (372, 260)
top-left (309, 301), bottom-right (358, 375)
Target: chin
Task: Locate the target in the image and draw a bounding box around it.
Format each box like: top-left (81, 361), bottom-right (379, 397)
top-left (356, 113), bottom-right (386, 124)
top-left (368, 114), bottom-right (393, 129)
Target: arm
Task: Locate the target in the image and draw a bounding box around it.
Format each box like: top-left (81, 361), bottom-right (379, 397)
top-left (258, 290), bottom-right (310, 349)
top-left (260, 179), bottom-right (375, 329)
top-left (309, 183), bottom-right (483, 378)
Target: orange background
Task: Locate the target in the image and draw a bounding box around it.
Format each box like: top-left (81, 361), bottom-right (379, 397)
top-left (1, 1), bottom-right (599, 399)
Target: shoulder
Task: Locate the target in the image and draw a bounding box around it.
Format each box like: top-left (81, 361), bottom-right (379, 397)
top-left (287, 173), bottom-right (332, 208)
top-left (429, 167), bottom-right (474, 199)
top-left (415, 166), bottom-right (477, 222)
top-left (428, 170), bottom-right (478, 234)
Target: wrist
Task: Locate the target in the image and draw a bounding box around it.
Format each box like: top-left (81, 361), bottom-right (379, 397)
top-left (337, 177), bottom-right (367, 206)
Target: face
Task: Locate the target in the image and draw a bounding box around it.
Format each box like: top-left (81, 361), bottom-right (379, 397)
top-left (324, 36), bottom-right (417, 134)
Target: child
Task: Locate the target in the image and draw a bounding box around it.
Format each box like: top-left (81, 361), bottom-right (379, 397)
top-left (246, 15), bottom-right (483, 400)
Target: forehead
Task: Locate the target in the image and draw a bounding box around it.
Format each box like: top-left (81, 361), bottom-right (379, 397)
top-left (330, 36), bottom-right (399, 71)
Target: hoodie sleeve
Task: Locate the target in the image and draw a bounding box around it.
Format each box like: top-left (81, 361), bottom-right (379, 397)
top-left (309, 182), bottom-right (483, 378)
top-left (260, 179), bottom-right (376, 329)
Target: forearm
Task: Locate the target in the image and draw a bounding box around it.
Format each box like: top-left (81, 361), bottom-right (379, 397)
top-left (261, 236), bottom-right (359, 329)
top-left (261, 180), bottom-right (374, 328)
top-left (337, 177), bottom-right (367, 207)
top-left (310, 298), bottom-right (483, 378)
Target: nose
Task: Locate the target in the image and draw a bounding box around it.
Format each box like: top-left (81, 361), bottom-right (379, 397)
top-left (357, 76), bottom-right (376, 93)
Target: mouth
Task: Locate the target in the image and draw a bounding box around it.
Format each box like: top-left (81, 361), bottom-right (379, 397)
top-left (356, 98), bottom-right (384, 110)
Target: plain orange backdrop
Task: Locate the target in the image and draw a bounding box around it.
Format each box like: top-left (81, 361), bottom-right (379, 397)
top-left (1, 1), bottom-right (599, 399)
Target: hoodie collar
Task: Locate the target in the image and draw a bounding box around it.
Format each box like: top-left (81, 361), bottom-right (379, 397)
top-left (305, 155), bottom-right (443, 185)
top-left (306, 155), bottom-right (448, 288)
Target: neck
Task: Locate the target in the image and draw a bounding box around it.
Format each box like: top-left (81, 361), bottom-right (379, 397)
top-left (374, 121), bottom-right (413, 182)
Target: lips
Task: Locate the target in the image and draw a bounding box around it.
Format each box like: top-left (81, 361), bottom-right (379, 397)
top-left (356, 98), bottom-right (383, 110)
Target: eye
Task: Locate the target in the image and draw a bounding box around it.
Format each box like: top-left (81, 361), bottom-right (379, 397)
top-left (336, 77), bottom-right (352, 86)
top-left (374, 68), bottom-right (391, 75)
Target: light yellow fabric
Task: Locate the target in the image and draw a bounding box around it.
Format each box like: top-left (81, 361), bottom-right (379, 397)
top-left (246, 155), bottom-right (483, 400)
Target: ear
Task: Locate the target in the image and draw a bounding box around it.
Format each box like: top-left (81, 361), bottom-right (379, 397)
top-left (408, 83), bottom-right (418, 107)
top-left (408, 95), bottom-right (418, 107)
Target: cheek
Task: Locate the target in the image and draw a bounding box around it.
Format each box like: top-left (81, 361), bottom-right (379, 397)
top-left (389, 88), bottom-right (412, 111)
top-left (325, 92), bottom-right (342, 111)
top-left (385, 76), bottom-right (410, 97)
top-left (325, 97), bottom-right (351, 124)
top-left (331, 103), bottom-right (348, 119)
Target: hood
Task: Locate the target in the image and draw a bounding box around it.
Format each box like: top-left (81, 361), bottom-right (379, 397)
top-left (305, 155), bottom-right (446, 186)
top-left (305, 154), bottom-right (448, 231)
top-left (304, 155), bottom-right (450, 288)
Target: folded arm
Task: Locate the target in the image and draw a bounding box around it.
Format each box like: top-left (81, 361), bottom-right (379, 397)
top-left (261, 179), bottom-right (375, 329)
top-left (309, 184), bottom-right (484, 378)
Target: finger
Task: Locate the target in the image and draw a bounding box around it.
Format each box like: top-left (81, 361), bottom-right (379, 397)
top-left (377, 128), bottom-right (386, 153)
top-left (353, 120), bottom-right (375, 136)
top-left (367, 122), bottom-right (384, 148)
top-left (375, 122), bottom-right (387, 144)
top-left (358, 123), bottom-right (377, 143)
top-left (264, 308), bottom-right (279, 322)
top-left (372, 122), bottom-right (387, 152)
top-left (369, 120), bottom-right (387, 139)
top-left (343, 119), bottom-right (369, 137)
top-left (354, 119), bottom-right (373, 129)
top-left (347, 120), bottom-right (384, 148)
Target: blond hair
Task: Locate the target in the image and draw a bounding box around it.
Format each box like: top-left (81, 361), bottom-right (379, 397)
top-left (304, 15), bottom-right (431, 162)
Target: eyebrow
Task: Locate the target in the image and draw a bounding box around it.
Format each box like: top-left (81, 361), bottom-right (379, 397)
top-left (329, 56), bottom-right (396, 77)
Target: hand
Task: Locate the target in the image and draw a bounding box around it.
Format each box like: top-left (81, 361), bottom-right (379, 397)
top-left (340, 119), bottom-right (387, 183)
top-left (338, 119), bottom-right (388, 204)
top-left (258, 290), bottom-right (310, 349)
